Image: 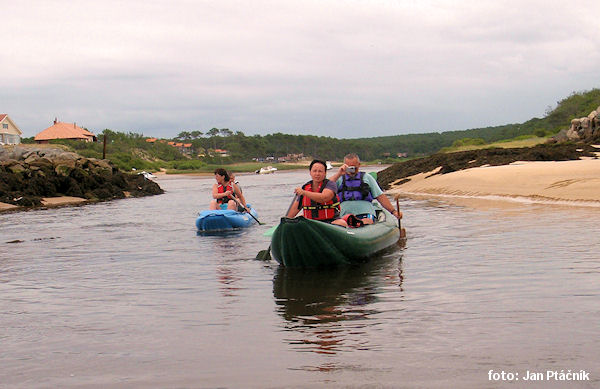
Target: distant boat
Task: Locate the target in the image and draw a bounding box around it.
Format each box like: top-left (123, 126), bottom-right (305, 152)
top-left (138, 171), bottom-right (157, 180)
top-left (256, 166), bottom-right (277, 174)
top-left (326, 161), bottom-right (333, 170)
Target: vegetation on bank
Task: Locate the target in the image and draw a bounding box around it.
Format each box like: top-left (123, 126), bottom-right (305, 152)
top-left (163, 162), bottom-right (309, 175)
top-left (19, 88), bottom-right (600, 172)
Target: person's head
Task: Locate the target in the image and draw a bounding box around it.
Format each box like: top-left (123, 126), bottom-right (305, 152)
top-left (344, 153), bottom-right (361, 176)
top-left (309, 159), bottom-right (328, 183)
top-left (229, 172), bottom-right (236, 182)
top-left (214, 168), bottom-right (230, 184)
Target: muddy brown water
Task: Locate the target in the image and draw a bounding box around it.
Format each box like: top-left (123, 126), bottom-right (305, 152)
top-left (1, 170), bottom-right (598, 388)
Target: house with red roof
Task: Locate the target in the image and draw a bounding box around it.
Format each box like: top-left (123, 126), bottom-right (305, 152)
top-left (0, 114), bottom-right (23, 145)
top-left (34, 119), bottom-right (97, 143)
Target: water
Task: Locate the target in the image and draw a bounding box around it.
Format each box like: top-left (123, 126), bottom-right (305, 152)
top-left (1, 170), bottom-right (599, 388)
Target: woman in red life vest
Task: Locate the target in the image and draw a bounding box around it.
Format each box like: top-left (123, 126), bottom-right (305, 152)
top-left (209, 168), bottom-right (248, 211)
top-left (286, 160), bottom-right (348, 227)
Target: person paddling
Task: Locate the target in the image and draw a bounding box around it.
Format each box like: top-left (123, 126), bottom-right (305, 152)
top-left (209, 168), bottom-right (249, 211)
top-left (286, 160), bottom-right (348, 227)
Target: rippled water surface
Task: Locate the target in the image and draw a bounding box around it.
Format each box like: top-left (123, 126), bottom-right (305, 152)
top-left (1, 170), bottom-right (599, 388)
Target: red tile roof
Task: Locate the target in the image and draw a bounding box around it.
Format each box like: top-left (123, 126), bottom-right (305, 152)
top-left (35, 121), bottom-right (95, 141)
top-left (0, 114), bottom-right (7, 122)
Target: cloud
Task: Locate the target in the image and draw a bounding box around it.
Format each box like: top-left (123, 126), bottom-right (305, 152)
top-left (2, 0), bottom-right (599, 138)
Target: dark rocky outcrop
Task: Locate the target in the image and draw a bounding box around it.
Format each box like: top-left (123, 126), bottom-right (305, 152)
top-left (378, 143), bottom-right (598, 190)
top-left (548, 105), bottom-right (600, 144)
top-left (0, 146), bottom-right (163, 208)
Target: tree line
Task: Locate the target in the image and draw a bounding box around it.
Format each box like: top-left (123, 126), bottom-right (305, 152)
top-left (25, 88), bottom-right (600, 167)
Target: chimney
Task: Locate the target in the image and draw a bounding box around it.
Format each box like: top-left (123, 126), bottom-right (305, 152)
top-left (54, 117), bottom-right (57, 125)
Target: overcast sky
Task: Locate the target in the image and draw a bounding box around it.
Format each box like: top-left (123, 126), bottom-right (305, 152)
top-left (2, 0), bottom-right (599, 139)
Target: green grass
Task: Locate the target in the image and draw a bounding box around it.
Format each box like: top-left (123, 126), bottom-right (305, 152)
top-left (440, 135), bottom-right (549, 153)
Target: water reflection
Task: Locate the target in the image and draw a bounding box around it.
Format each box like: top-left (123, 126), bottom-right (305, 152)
top-left (273, 251), bottom-right (404, 357)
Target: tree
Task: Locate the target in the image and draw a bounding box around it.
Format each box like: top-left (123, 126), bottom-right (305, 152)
top-left (220, 128), bottom-right (233, 137)
top-left (207, 128), bottom-right (220, 150)
top-left (176, 131), bottom-right (192, 140)
top-left (191, 130), bottom-right (203, 139)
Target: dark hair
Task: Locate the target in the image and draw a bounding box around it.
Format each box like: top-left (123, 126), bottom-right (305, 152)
top-left (214, 168), bottom-right (230, 182)
top-left (309, 159), bottom-right (327, 171)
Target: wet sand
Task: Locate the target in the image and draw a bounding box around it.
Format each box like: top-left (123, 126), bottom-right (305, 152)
top-left (0, 196), bottom-right (88, 212)
top-left (387, 159), bottom-right (600, 206)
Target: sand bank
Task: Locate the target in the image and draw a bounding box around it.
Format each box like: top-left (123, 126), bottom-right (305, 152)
top-left (0, 196), bottom-right (89, 213)
top-left (387, 159), bottom-right (600, 206)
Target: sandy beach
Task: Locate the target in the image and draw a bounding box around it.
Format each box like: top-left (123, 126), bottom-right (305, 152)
top-left (0, 196), bottom-right (88, 212)
top-left (387, 159), bottom-right (600, 206)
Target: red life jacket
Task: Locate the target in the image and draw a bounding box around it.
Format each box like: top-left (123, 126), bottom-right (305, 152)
top-left (301, 179), bottom-right (340, 220)
top-left (216, 183), bottom-right (234, 204)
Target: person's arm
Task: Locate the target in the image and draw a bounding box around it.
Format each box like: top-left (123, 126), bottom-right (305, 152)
top-left (329, 164), bottom-right (347, 182)
top-left (212, 184), bottom-right (232, 200)
top-left (286, 198), bottom-right (301, 218)
top-left (294, 186), bottom-right (335, 204)
top-left (375, 193), bottom-right (401, 219)
top-left (363, 174), bottom-right (402, 218)
top-left (232, 183), bottom-right (247, 208)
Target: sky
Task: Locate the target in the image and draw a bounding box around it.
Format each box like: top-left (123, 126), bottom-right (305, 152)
top-left (2, 0), bottom-right (599, 139)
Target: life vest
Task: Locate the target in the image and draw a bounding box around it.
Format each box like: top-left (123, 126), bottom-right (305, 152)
top-left (216, 183), bottom-right (234, 204)
top-left (301, 179), bottom-right (340, 220)
top-left (338, 172), bottom-right (373, 202)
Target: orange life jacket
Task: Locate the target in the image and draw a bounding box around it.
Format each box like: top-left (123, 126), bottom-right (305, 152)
top-left (301, 179), bottom-right (340, 220)
top-left (216, 183), bottom-right (234, 204)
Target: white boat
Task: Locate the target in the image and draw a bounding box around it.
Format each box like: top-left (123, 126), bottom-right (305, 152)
top-left (257, 166), bottom-right (277, 174)
top-left (138, 171), bottom-right (157, 180)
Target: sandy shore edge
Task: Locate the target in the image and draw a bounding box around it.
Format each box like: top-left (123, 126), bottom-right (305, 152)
top-left (386, 159), bottom-right (600, 206)
top-left (0, 196), bottom-right (89, 212)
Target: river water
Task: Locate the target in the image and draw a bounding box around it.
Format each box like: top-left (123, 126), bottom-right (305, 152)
top-left (1, 169), bottom-right (599, 388)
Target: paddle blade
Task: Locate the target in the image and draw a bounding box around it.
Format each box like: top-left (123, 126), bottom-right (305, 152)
top-left (263, 225), bottom-right (278, 237)
top-left (256, 248), bottom-right (271, 261)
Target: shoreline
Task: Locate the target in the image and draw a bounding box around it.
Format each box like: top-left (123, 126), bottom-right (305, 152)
top-left (0, 196), bottom-right (90, 213)
top-left (386, 159), bottom-right (600, 207)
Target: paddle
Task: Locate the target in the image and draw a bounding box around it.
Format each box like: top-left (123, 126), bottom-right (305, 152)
top-left (256, 194), bottom-right (297, 261)
top-left (230, 195), bottom-right (265, 225)
top-left (396, 197), bottom-right (406, 239)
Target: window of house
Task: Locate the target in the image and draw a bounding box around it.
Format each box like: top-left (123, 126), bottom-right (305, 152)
top-left (2, 123), bottom-right (8, 129)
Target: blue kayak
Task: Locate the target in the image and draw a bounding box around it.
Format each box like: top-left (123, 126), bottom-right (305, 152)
top-left (196, 206), bottom-right (259, 232)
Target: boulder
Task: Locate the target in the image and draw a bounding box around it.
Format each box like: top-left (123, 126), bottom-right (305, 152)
top-left (566, 126), bottom-right (581, 140)
top-left (0, 146), bottom-right (163, 209)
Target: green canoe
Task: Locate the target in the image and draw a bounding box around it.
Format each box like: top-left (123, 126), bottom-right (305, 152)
top-left (270, 203), bottom-right (400, 268)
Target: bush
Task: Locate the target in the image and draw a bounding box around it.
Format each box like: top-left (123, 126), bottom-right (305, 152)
top-left (451, 138), bottom-right (487, 147)
top-left (534, 129), bottom-right (549, 137)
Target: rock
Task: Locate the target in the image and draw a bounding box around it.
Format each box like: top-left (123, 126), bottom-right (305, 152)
top-left (0, 146), bottom-right (163, 209)
top-left (548, 128), bottom-right (568, 143)
top-left (8, 163), bottom-right (26, 174)
top-left (566, 126), bottom-right (581, 140)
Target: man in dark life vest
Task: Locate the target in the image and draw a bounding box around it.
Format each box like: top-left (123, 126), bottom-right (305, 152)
top-left (330, 153), bottom-right (402, 224)
top-left (286, 160), bottom-right (348, 227)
